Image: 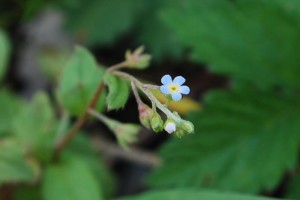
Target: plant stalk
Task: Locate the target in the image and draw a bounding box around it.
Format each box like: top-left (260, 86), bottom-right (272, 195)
top-left (53, 81), bottom-right (105, 160)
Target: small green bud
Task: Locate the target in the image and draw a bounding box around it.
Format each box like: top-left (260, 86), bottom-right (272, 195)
top-left (114, 123), bottom-right (140, 149)
top-left (181, 120), bottom-right (194, 134)
top-left (95, 113), bottom-right (140, 149)
top-left (138, 104), bottom-right (154, 129)
top-left (137, 54), bottom-right (151, 69)
top-left (125, 46), bottom-right (151, 69)
top-left (150, 113), bottom-right (164, 132)
top-left (174, 128), bottom-right (185, 138)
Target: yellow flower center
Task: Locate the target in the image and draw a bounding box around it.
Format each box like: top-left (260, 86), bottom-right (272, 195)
top-left (169, 84), bottom-right (179, 93)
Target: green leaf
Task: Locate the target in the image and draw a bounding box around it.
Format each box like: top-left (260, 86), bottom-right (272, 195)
top-left (0, 140), bottom-right (37, 185)
top-left (65, 134), bottom-right (115, 199)
top-left (42, 157), bottom-right (103, 200)
top-left (60, 0), bottom-right (143, 46)
top-left (0, 89), bottom-right (23, 136)
top-left (21, 0), bottom-right (47, 21)
top-left (135, 1), bottom-right (184, 61)
top-left (0, 29), bottom-right (10, 81)
top-left (161, 0), bottom-right (300, 88)
top-left (148, 88), bottom-right (300, 193)
top-left (286, 174), bottom-right (300, 199)
top-left (104, 73), bottom-right (130, 110)
top-left (117, 189), bottom-right (279, 200)
top-left (57, 46), bottom-right (106, 116)
top-left (38, 48), bottom-right (70, 82)
top-left (13, 92), bottom-right (57, 162)
top-left (137, 17), bottom-right (184, 61)
top-left (14, 187), bottom-right (42, 200)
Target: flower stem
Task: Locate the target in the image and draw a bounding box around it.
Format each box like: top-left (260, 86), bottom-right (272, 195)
top-left (142, 89), bottom-right (181, 123)
top-left (107, 61), bottom-right (128, 72)
top-left (88, 108), bottom-right (110, 124)
top-left (53, 81), bottom-right (105, 160)
top-left (143, 84), bottom-right (160, 90)
top-left (131, 81), bottom-right (144, 106)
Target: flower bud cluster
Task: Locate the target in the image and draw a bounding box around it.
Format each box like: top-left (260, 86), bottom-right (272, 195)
top-left (163, 116), bottom-right (194, 138)
top-left (138, 104), bottom-right (194, 137)
top-left (138, 104), bottom-right (164, 133)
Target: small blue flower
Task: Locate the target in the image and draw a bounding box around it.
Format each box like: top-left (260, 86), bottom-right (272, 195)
top-left (160, 74), bottom-right (190, 101)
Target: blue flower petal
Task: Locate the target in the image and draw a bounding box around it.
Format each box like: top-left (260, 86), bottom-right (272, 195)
top-left (180, 86), bottom-right (190, 94)
top-left (173, 76), bottom-right (185, 86)
top-left (171, 93), bottom-right (182, 101)
top-left (160, 85), bottom-right (170, 94)
top-left (161, 74), bottom-right (172, 85)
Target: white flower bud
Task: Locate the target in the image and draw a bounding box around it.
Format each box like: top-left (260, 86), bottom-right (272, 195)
top-left (164, 121), bottom-right (176, 134)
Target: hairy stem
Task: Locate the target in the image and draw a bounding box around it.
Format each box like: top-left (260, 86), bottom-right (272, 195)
top-left (131, 81), bottom-right (144, 106)
top-left (54, 82), bottom-right (105, 160)
top-left (107, 61), bottom-right (128, 72)
top-left (53, 62), bottom-right (127, 160)
top-left (88, 108), bottom-right (110, 124)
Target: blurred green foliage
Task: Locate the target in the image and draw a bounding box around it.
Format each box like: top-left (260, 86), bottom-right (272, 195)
top-left (286, 174), bottom-right (300, 199)
top-left (1, 0), bottom-right (300, 199)
top-left (0, 139), bottom-right (37, 185)
top-left (149, 88), bottom-right (300, 193)
top-left (55, 0), bottom-right (184, 60)
top-left (150, 0), bottom-right (300, 198)
top-left (0, 30), bottom-right (10, 81)
top-left (42, 157), bottom-right (103, 200)
top-left (160, 0), bottom-right (300, 88)
top-left (117, 189), bottom-right (279, 200)
top-left (0, 90), bottom-right (23, 136)
top-left (57, 47), bottom-right (107, 116)
top-left (147, 0), bottom-right (300, 198)
top-left (58, 0), bottom-right (144, 46)
top-left (0, 0), bottom-right (51, 27)
top-left (13, 93), bottom-right (57, 162)
top-left (65, 135), bottom-right (116, 199)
